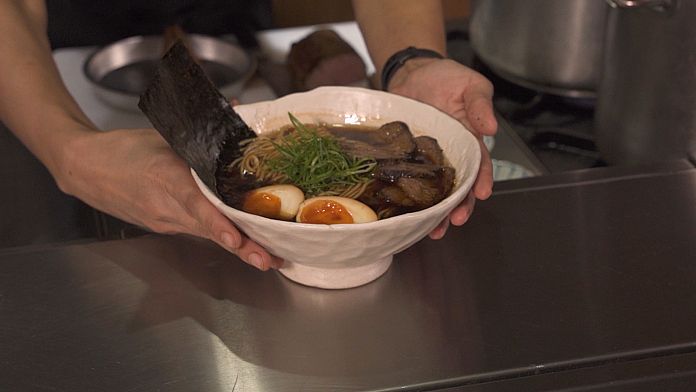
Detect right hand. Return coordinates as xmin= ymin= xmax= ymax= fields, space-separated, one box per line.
xmin=387 ymin=58 xmax=498 ymax=239
xmin=54 ymin=127 xmax=283 ymax=271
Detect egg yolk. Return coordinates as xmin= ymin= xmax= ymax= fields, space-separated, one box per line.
xmin=300 ymin=200 xmax=354 ymax=224
xmin=243 ymin=192 xmax=282 ymax=219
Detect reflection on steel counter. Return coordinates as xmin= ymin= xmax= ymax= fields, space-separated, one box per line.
xmin=1 ymin=160 xmax=695 ymax=390
xmin=0 ymin=123 xmax=97 ymax=248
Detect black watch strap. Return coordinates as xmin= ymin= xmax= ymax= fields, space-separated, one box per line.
xmin=380 ymin=46 xmax=444 ymax=91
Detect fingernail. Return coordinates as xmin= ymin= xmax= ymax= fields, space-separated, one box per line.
xmin=248 ymin=253 xmax=264 ymax=270
xmin=221 ymin=232 xmax=239 ymax=250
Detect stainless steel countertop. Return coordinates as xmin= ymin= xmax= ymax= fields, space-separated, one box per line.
xmin=2 ymin=160 xmax=695 ymax=391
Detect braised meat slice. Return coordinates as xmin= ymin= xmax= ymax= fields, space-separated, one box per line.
xmin=337 ymin=139 xmax=406 ymax=160
xmin=378 ymin=185 xmax=415 ymax=207
xmin=336 ymin=121 xmax=416 ymax=160
xmin=366 ymin=162 xmax=455 ymax=210
xmin=395 ymin=165 xmax=455 ymax=208
xmin=345 ymin=122 xmax=454 ymax=215
xmin=376 ymin=121 xmax=416 ymax=151
xmin=374 ymin=162 xmax=442 ymax=183
xmin=438 ymin=166 xmax=456 ymax=197
xmin=395 ymin=178 xmax=443 ymax=207
xmin=413 ymin=136 xmax=445 ymax=165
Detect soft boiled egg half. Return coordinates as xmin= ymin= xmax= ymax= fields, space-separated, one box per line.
xmin=241 ymin=186 xmax=378 ymax=224
xmin=296 ymin=196 xmax=378 ymax=224
xmin=242 ymin=184 xmax=305 ymax=221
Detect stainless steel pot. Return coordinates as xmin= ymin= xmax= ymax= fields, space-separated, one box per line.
xmin=469 ymin=0 xmax=610 ymax=98
xmin=84 ymin=34 xmax=256 ymax=112
xmin=595 ymin=0 xmax=696 ymax=164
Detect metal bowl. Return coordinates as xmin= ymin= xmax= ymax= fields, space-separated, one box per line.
xmin=84 ymin=34 xmax=257 ymax=112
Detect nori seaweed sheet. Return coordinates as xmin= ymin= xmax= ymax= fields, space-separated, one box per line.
xmin=138 ymin=40 xmax=256 ymax=195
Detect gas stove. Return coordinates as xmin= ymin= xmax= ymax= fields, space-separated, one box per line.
xmin=447 ymin=22 xmax=606 ymax=175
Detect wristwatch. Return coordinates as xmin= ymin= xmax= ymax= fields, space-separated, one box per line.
xmin=380 ymin=46 xmax=444 ymax=91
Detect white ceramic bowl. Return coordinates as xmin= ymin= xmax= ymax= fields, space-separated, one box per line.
xmin=192 ymin=86 xmax=481 ymax=289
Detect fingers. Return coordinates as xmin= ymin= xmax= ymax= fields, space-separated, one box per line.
xmin=196 ymin=206 xmax=284 ymax=271
xmin=183 ymin=190 xmax=241 ymax=249
xmin=473 ymin=138 xmax=494 ymax=200
xmin=465 ymin=89 xmax=498 ymax=137
xmin=233 ymin=237 xmax=284 ymax=271
xmin=450 ymin=191 xmax=476 ymax=226
xmin=176 ymin=181 xmax=283 ymax=271
xmin=429 ymin=191 xmax=476 ymax=240
xmin=195 ymin=212 xmax=283 ymax=271
xmin=429 ymin=218 xmax=450 ymax=240
xmin=67 ymin=129 xmax=282 ymax=272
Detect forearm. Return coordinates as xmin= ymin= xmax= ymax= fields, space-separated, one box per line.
xmin=0 ymin=1 xmax=96 ymax=176
xmin=352 ymin=0 xmax=446 ymax=81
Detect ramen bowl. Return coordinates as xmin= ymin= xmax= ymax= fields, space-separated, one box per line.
xmin=192 ymin=86 xmax=481 ymax=289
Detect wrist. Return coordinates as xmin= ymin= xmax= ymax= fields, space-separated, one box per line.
xmin=380 ymin=46 xmax=444 ymax=91
xmin=386 ymin=57 xmax=442 ymax=92
xmin=41 ymin=120 xmax=98 ymax=190
xmin=5 ymin=102 xmax=97 ymax=177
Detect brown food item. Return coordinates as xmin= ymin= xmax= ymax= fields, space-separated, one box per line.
xmin=335 ymin=121 xmax=416 ymax=160
xmin=377 ymin=185 xmax=415 ymax=207
xmin=365 ymin=162 xmax=455 ymax=212
xmin=374 ymin=162 xmax=444 ymax=182
xmin=395 ymin=178 xmax=442 ymax=207
xmin=287 ymin=29 xmax=367 ymax=91
xmin=414 ymin=136 xmax=445 ymax=165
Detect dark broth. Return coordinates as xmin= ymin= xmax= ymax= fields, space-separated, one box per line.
xmin=215 ymin=123 xmax=455 ymax=220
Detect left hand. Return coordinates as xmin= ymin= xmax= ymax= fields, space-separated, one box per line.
xmin=387 ymin=58 xmax=497 ymax=239
xmin=53 ymin=127 xmax=283 ymax=271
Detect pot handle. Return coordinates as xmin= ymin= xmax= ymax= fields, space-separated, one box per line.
xmin=606 ymin=0 xmax=674 ymax=11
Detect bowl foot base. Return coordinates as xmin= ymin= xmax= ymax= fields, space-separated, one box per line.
xmin=278 ymin=256 xmax=393 ymax=289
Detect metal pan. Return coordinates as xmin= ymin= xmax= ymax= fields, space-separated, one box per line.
xmin=469 ymin=0 xmax=609 ymax=98
xmin=83 ymin=34 xmax=257 ymax=112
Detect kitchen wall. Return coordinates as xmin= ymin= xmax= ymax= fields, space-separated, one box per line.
xmin=272 ymin=0 xmax=470 ymax=28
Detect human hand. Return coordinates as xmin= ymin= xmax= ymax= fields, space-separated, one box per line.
xmin=387 ymin=58 xmax=497 ymax=239
xmin=54 ymin=128 xmax=283 ymax=270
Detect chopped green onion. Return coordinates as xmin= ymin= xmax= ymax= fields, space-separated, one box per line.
xmin=265 ymin=113 xmax=376 ymax=196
